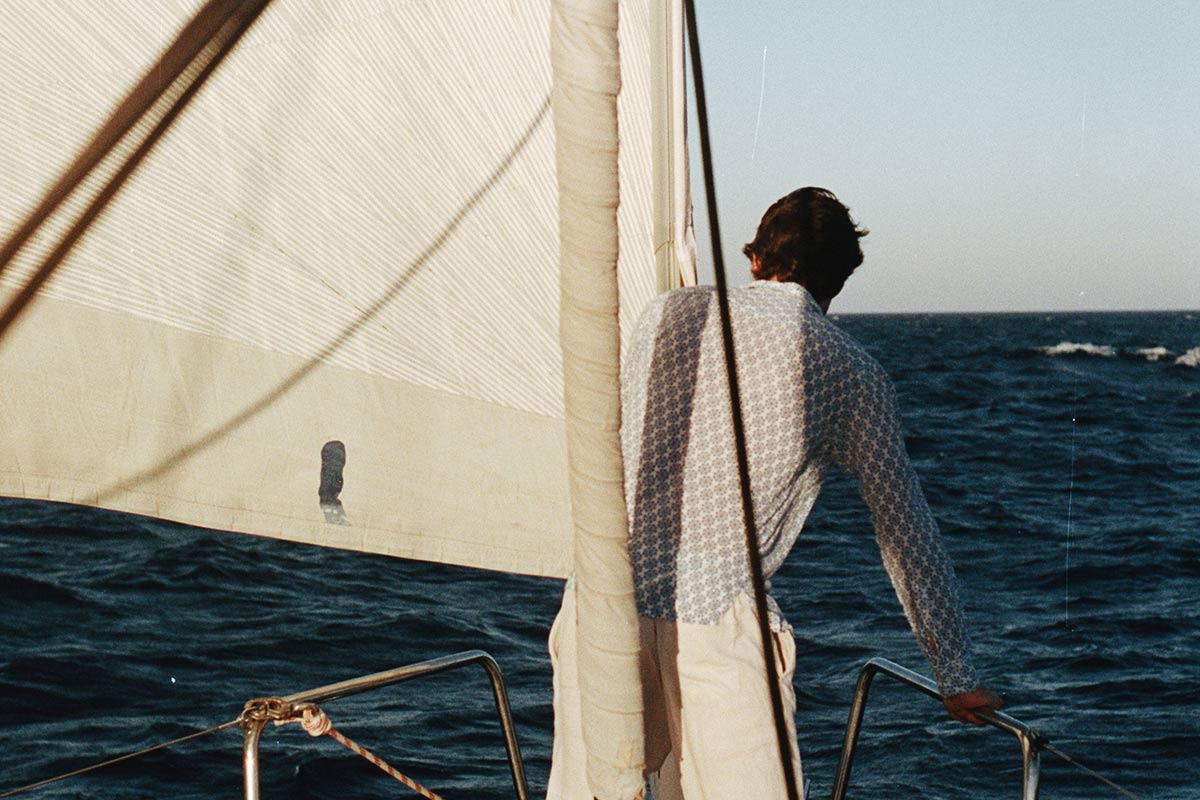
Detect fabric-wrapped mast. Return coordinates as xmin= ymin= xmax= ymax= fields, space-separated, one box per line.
xmin=552 ymin=1 xmax=646 ymax=797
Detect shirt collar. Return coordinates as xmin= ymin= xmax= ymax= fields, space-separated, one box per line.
xmin=746 ymin=280 xmax=824 ymax=314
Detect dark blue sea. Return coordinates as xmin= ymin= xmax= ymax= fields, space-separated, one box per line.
xmin=2 ymin=312 xmax=1197 ymax=799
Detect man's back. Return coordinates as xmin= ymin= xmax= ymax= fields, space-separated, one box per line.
xmin=622 ymin=279 xmax=978 ymax=695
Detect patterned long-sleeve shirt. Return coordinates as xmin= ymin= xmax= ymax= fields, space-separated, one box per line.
xmin=622 ymin=280 xmax=978 ymax=695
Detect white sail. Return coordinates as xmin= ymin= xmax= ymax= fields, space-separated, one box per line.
xmin=0 ymin=0 xmax=692 ymax=579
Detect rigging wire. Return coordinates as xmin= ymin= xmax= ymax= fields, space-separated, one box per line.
xmin=1042 ymin=743 xmax=1146 ymax=800
xmin=0 ymin=720 xmax=241 ymax=799
xmin=682 ymin=3 xmax=801 ymax=799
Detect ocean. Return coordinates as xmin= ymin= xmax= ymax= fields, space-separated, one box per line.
xmin=1 ymin=311 xmax=1197 ymax=799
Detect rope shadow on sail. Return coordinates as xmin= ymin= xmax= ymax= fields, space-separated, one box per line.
xmin=0 ymin=0 xmax=553 ymax=502
xmin=87 ymin=95 xmax=552 ymax=503
xmin=0 ymin=0 xmax=273 ymax=333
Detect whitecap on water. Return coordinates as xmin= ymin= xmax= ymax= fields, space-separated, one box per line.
xmin=1133 ymin=346 xmax=1173 ymax=362
xmin=1039 ymin=341 xmax=1117 ymax=358
xmin=1174 ymin=347 xmax=1200 ymax=367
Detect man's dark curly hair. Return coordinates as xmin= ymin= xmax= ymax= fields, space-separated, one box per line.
xmin=742 ymin=187 xmax=868 ymax=300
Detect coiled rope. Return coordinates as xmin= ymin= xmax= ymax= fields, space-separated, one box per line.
xmin=241 ymin=697 xmax=448 ymax=800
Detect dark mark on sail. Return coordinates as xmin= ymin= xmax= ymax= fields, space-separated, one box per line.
xmin=319 ymin=440 xmax=350 ymax=525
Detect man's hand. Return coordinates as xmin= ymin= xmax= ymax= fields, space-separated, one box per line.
xmin=943 ymin=686 xmax=1004 ymax=726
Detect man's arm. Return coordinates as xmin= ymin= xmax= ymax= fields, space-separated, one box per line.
xmin=832 ymin=358 xmax=1001 ymax=718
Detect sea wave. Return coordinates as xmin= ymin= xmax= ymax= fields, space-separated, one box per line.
xmin=1037 ymin=342 xmax=1198 ymax=364
xmin=1039 ymin=341 xmax=1117 ymax=358
xmin=1133 ymin=346 xmax=1173 ymax=362
xmin=1174 ymin=347 xmax=1200 ymax=367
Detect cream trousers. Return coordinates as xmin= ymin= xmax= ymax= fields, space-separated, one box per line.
xmin=547 ymin=583 xmax=804 ymax=799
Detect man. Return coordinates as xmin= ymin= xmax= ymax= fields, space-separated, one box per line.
xmin=548 ymin=187 xmax=1002 ymax=799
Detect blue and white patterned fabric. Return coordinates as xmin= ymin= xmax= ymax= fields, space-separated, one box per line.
xmin=622 ymin=280 xmax=979 ymax=695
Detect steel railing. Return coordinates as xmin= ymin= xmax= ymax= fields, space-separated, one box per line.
xmin=241 ymin=649 xmax=529 ymax=800
xmin=831 ymin=658 xmax=1042 ymax=800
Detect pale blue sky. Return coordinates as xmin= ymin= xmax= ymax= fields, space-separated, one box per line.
xmin=690 ymin=1 xmax=1200 ymax=312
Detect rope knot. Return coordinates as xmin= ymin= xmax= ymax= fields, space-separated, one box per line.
xmin=239 ymin=698 xmax=331 ymax=737
xmin=237 ymin=697 xmax=447 ymax=799
xmin=297 ymin=704 xmax=332 ymax=737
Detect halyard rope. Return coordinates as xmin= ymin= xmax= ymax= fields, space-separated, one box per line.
xmin=243 ymin=698 xmax=448 ymax=800
xmin=682 ymin=2 xmax=801 ymax=799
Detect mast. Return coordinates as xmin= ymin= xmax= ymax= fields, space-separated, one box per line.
xmin=552 ymin=1 xmax=646 ymax=796
xmin=552 ymin=0 xmax=694 ymax=794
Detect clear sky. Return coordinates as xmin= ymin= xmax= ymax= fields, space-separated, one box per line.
xmin=689 ymin=1 xmax=1200 ymax=313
